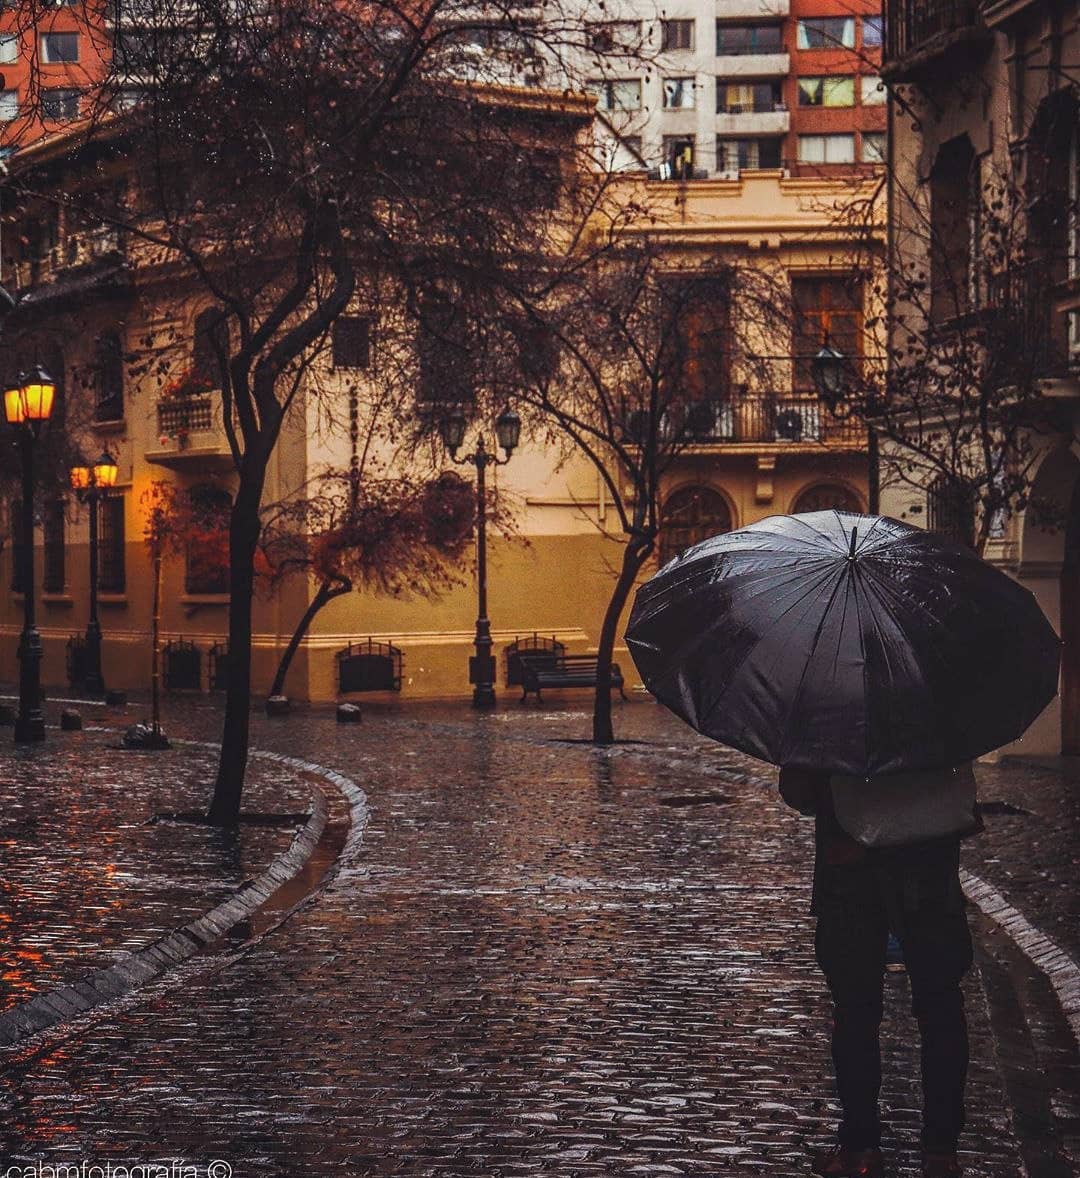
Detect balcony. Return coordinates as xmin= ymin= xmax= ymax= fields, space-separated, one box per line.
xmin=715 ymin=107 xmax=789 ymax=135
xmin=9 ymin=226 xmax=129 ymax=305
xmin=985 ymin=257 xmax=1080 ymax=393
xmin=883 ymin=0 xmax=991 ymax=82
xmin=715 ymin=52 xmax=789 ymax=78
xmin=628 ymin=396 xmax=866 ymax=450
xmin=145 ymin=391 xmax=234 ymax=469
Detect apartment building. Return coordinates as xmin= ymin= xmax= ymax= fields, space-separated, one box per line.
xmin=594 ymin=0 xmax=886 ymax=177
xmin=0 ymin=3 xmax=109 ymax=151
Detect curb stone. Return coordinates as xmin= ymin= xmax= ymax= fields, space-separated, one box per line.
xmin=960 ymin=866 xmax=1080 ymax=1048
xmin=0 ymin=740 xmax=369 ymax=1052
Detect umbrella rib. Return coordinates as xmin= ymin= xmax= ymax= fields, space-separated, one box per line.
xmin=767 ymin=561 xmax=858 ymax=764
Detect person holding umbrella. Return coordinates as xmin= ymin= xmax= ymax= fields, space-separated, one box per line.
xmin=626 ymin=510 xmax=1060 ymax=1178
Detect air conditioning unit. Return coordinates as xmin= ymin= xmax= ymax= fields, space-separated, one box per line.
xmin=685 ymin=400 xmax=735 ymax=440
xmin=774 ymin=401 xmax=821 ymax=442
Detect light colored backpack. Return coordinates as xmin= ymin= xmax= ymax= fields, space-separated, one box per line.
xmin=829 ymin=763 xmax=978 ymax=849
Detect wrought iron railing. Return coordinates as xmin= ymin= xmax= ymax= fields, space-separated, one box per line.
xmin=885 ymin=0 xmax=982 ymax=64
xmin=624 ymin=397 xmax=866 ymax=447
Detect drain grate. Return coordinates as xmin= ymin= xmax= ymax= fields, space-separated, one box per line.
xmin=658 ymin=793 xmax=734 ymax=808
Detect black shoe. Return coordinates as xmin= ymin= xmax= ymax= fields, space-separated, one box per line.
xmin=811 ymin=1146 xmax=885 ymax=1177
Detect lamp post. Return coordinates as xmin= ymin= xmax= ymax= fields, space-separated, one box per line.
xmin=3 ymin=366 xmax=56 ymax=743
xmin=69 ymin=451 xmax=118 ymax=696
xmin=438 ymin=405 xmax=521 ymax=708
xmin=811 ymin=340 xmax=880 ymax=514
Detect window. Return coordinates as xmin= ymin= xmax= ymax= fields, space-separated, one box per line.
xmin=716 ymin=23 xmax=782 ymax=55
xmin=862 ymin=16 xmax=884 ymax=48
xmin=718 ymin=137 xmax=782 ymax=171
xmin=797 ymin=134 xmax=855 ymax=164
xmin=796 ymin=18 xmax=855 ymax=50
xmin=0 ymin=91 xmax=17 ymax=121
xmin=97 ymin=495 xmax=125 ymax=593
xmin=586 ymin=21 xmax=639 ymax=53
xmin=661 ymin=20 xmax=694 ymax=51
xmin=332 ymin=316 xmax=371 ymax=369
xmin=717 ymin=81 xmax=782 ymax=114
xmin=43 ymin=500 xmax=65 ymax=594
xmin=662 ymin=77 xmax=695 ymax=109
xmin=193 ymin=307 xmax=229 ymax=385
xmin=418 ymin=286 xmax=473 ymax=405
xmin=41 ymin=33 xmax=79 ymax=62
xmin=0 ymin=34 xmax=17 ymax=63
xmin=861 ymin=131 xmax=886 ymax=163
xmin=860 ymin=74 xmax=887 ymax=105
xmin=792 ymin=275 xmax=863 ymax=389
xmin=927 ymin=477 xmax=974 ymax=548
xmin=661 ymin=136 xmax=695 ymax=178
xmin=659 ymin=486 xmax=732 ymax=566
xmin=798 ymin=76 xmax=854 ymax=107
xmin=114 ymin=28 xmax=158 ymax=72
xmin=10 ymin=499 xmax=25 ymax=593
xmin=41 ymin=89 xmax=80 ymax=120
xmin=929 ymin=136 xmax=977 ymax=323
xmin=666 ymin=277 xmax=730 ymax=402
xmin=94 ymin=332 xmax=125 ymax=421
xmin=590 ymin=78 xmax=642 ymax=111
xmin=184 ymin=484 xmax=231 ymax=595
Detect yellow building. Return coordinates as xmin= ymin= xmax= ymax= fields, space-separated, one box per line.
xmin=0 ymin=127 xmax=882 ymax=705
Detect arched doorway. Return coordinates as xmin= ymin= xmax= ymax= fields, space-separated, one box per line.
xmin=791 ymin=482 xmax=862 ymax=515
xmin=659 ymin=485 xmax=732 ymax=565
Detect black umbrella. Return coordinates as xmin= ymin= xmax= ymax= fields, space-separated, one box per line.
xmin=626 ymin=510 xmax=1060 ymax=776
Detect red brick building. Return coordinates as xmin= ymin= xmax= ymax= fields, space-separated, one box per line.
xmin=787 ymin=0 xmax=886 ymax=175
xmin=0 ymin=4 xmax=109 ymax=153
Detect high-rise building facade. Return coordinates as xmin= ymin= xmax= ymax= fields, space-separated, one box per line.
xmin=595 ymin=0 xmax=886 ymax=177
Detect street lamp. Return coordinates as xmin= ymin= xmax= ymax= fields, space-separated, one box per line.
xmin=810 ymin=340 xmax=880 ymax=514
xmin=69 ymin=451 xmax=118 ymax=696
xmin=3 ymin=365 xmax=56 ymax=742
xmin=439 ymin=405 xmax=520 ymax=708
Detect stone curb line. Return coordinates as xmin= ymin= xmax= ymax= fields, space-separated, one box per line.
xmin=961 ymin=867 xmax=1080 ymax=1048
xmin=0 ymin=740 xmax=369 ymax=1052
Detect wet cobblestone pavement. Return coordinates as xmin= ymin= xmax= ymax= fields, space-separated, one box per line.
xmin=0 ymin=727 xmax=312 ymax=1007
xmin=0 ymin=697 xmax=1076 ymax=1176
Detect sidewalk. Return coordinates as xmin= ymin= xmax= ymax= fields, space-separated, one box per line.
xmin=3 ymin=696 xmax=1068 ymax=1175
xmin=0 ymin=716 xmax=314 ymax=1010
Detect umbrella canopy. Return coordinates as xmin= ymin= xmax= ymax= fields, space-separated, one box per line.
xmin=626 ymin=510 xmax=1060 ymax=776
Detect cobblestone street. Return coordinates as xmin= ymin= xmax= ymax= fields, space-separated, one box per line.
xmin=0 ymin=698 xmax=1076 ymax=1176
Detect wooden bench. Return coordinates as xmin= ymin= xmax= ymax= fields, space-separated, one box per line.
xmin=519 ymin=652 xmax=627 ymax=702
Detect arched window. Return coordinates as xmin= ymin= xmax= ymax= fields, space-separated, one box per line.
xmin=792 ymin=483 xmax=862 ymax=515
xmin=184 ymin=483 xmax=232 ymax=594
xmin=659 ymin=485 xmax=732 ymax=565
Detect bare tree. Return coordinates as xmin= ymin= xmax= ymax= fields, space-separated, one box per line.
xmin=504 ymin=241 xmax=787 ymax=743
xmin=3 ymin=0 xmax=619 ymax=821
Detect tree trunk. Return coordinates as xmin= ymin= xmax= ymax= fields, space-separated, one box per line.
xmin=269 ymin=575 xmax=351 ymax=698
xmin=208 ymin=462 xmax=267 ymax=826
xmin=592 ymin=537 xmax=653 ymax=745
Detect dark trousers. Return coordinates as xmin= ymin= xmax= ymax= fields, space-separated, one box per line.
xmin=813 ymin=837 xmax=973 ymax=1152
